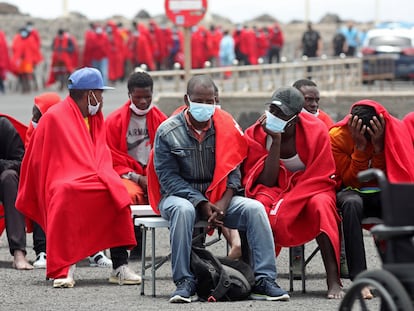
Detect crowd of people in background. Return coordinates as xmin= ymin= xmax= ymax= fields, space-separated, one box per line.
xmin=0 ymin=19 xmax=369 ymax=94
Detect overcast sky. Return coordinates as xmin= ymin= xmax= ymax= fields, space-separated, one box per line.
xmin=3 ymin=0 xmax=412 ymax=24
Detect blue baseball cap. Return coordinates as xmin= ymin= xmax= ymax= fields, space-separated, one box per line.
xmin=67 ymin=67 xmax=114 ymax=90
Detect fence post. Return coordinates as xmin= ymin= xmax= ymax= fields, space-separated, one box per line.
xmin=258 ymin=58 xmax=264 ymax=91
xmin=232 ymin=59 xmax=239 ymax=92
xmin=173 ymin=62 xmax=181 ymax=92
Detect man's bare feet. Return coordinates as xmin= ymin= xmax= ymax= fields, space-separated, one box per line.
xmin=361 ymin=287 xmax=373 ymax=299
xmin=12 ymin=250 xmax=33 ymax=270
xmin=327 ymin=284 xmax=345 ymax=299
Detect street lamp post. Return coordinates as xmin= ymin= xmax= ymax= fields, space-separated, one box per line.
xmin=62 ymin=0 xmax=69 ymax=18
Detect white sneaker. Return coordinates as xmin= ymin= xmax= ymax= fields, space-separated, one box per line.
xmin=109 ymin=264 xmax=142 ymax=285
xmin=89 ymin=251 xmax=112 ymax=268
xmin=53 ymin=264 xmax=76 ymax=288
xmin=33 ymin=252 xmax=46 ymax=269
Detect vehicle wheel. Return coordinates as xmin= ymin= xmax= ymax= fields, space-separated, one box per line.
xmin=339 ymin=269 xmax=413 ymax=311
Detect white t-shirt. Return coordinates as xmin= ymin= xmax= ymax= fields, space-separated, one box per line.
xmin=127 ymin=113 xmax=150 ymax=167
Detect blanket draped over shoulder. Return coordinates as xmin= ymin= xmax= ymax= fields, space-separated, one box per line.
xmin=332 ymin=100 xmax=414 ymax=184
xmin=16 ymin=96 xmax=135 ymax=279
xmin=243 ymin=113 xmax=340 ymax=262
xmin=147 ymin=108 xmax=247 ymax=213
xmin=105 ymin=102 xmax=167 ymax=176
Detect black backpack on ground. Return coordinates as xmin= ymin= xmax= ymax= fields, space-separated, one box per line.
xmin=190 ymin=246 xmax=255 ymax=302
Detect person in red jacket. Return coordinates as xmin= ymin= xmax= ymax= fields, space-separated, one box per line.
xmin=127 ymin=22 xmax=155 ymax=71
xmin=106 ymin=21 xmax=125 ymax=83
xmin=191 ymin=26 xmax=209 ymax=69
xmin=82 ymin=24 xmax=110 ymax=85
xmin=11 ymin=27 xmax=40 ymax=93
xmin=0 ymin=30 xmax=10 ymax=93
xmin=267 ymin=23 xmax=284 ymax=63
xmin=46 ymin=29 xmax=79 ymax=90
xmin=207 ymin=25 xmax=222 ymax=67
xmin=148 ymin=20 xmax=164 ymax=70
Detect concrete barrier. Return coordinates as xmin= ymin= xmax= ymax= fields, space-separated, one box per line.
xmin=157 ymin=90 xmax=414 ymax=130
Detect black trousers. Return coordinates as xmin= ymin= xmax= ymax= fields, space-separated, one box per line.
xmin=337 ymin=189 xmax=382 ymax=280
xmin=0 ymin=169 xmax=27 ymax=256
xmin=110 ymin=247 xmax=129 ymax=269
xmin=32 ymin=222 xmax=46 ymax=255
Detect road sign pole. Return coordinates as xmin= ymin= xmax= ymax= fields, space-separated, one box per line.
xmin=184 ymin=27 xmax=192 ymax=84
xmin=165 ymin=0 xmax=207 ymax=83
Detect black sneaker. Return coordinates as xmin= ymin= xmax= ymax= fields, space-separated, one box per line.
xmin=251 ymin=278 xmax=290 ymax=301
xmin=169 ymin=279 xmax=198 ymax=303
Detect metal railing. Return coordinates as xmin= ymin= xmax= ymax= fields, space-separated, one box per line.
xmin=6 ymin=55 xmax=397 ymax=94
xmin=144 ymin=56 xmax=365 ymax=94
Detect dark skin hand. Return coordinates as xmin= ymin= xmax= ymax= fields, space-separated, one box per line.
xmin=347 ymin=113 xmax=385 ymax=153
xmin=255 ymin=113 xmax=297 ymax=187
xmin=138 ymin=175 xmax=148 ymax=194
xmin=256 ymin=113 xmax=282 ymax=187
xmin=197 ymin=188 xmax=234 ymax=228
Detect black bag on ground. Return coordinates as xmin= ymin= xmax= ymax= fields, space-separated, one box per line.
xmin=190 ymin=246 xmax=255 ymax=302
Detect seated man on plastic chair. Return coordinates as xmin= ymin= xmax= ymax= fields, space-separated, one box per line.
xmin=329 ymin=100 xmax=414 ymax=299
xmin=147 ymin=75 xmax=289 ymax=303
xmin=105 ymin=70 xmax=167 ymax=260
xmin=242 ymin=87 xmax=343 ymax=299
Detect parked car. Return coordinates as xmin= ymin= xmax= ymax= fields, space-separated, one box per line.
xmin=361 ymin=25 xmax=414 ymax=80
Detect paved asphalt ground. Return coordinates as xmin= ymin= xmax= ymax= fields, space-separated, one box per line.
xmin=0 ymin=84 xmax=386 ymax=310
xmin=0 ymin=230 xmax=382 ymax=311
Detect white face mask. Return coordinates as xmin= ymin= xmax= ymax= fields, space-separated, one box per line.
xmin=31 ymin=120 xmax=38 ymax=129
xmin=88 ymin=92 xmax=101 ymax=116
xmin=301 ymin=107 xmax=320 ymax=117
xmin=129 ymin=96 xmax=153 ymax=116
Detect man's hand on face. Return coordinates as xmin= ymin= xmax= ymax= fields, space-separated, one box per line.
xmin=348 ymin=114 xmax=368 ymax=151
xmin=259 ymin=113 xmax=282 ymax=140
xmin=367 ymin=114 xmax=385 ymax=153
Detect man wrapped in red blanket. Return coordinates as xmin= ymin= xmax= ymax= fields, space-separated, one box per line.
xmin=16 ymin=67 xmax=140 ymax=288
xmin=243 ymin=87 xmax=343 ymax=299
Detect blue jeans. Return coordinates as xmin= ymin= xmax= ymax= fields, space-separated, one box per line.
xmin=159 ymin=195 xmax=277 ymax=283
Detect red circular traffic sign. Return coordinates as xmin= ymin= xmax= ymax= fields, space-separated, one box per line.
xmin=165 ymin=0 xmax=208 ymax=27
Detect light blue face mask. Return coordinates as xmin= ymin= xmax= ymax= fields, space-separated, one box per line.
xmin=187 ymin=95 xmax=216 ymax=122
xmin=265 ymin=110 xmax=296 ymax=133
